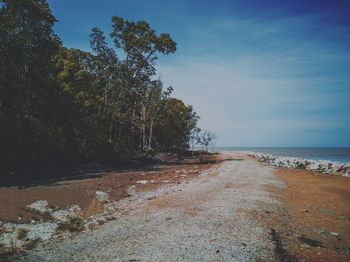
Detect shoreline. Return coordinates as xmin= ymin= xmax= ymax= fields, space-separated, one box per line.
xmin=222 ymin=151 xmax=350 ymax=177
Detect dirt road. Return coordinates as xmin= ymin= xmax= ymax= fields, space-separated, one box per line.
xmin=18 ymin=156 xmax=287 ymax=261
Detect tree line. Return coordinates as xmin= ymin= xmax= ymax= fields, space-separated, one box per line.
xmin=0 ymin=0 xmax=201 ymax=181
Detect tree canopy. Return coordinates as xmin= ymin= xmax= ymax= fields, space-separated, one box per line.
xmin=0 ymin=0 xmax=199 ymax=181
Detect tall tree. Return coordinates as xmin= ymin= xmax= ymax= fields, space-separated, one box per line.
xmin=0 ymin=0 xmax=61 ymax=176
xmin=110 ymin=16 xmax=177 ymax=150
xmin=0 ymin=3 xmax=200 ymax=181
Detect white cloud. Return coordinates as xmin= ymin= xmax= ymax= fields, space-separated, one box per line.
xmin=158 ymin=13 xmax=350 ymax=146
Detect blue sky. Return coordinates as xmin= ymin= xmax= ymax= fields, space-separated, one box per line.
xmin=48 ymin=0 xmax=350 ymax=147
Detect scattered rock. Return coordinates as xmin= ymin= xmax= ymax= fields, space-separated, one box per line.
xmin=26 ymin=200 xmax=52 ymax=214
xmin=0 ymin=222 xmax=57 ymax=252
xmin=104 ymin=203 xmax=118 ymax=214
xmin=96 ymin=191 xmax=110 ymax=203
xmin=136 ymin=180 xmax=149 ymax=185
xmin=248 ymin=152 xmax=350 ymax=177
xmin=52 ymin=205 xmax=81 ymax=222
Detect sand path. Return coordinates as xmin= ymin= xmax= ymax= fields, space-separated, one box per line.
xmin=20 ymin=155 xmax=286 ymax=261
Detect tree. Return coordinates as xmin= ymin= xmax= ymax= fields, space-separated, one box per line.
xmin=110 ymin=16 xmax=177 ymax=151
xmin=0 ymin=2 xmax=200 ymax=182
xmin=190 ymin=127 xmax=201 ymax=154
xmin=154 ymin=98 xmax=199 ymax=152
xmin=0 ymin=0 xmax=62 ymax=176
xmin=197 ymin=130 xmax=218 ymax=152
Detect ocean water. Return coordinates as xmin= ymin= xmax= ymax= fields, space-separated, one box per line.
xmin=215 ymin=147 xmax=350 ymax=163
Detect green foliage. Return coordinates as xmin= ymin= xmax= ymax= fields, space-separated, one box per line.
xmin=0 ymin=0 xmax=199 ymax=181
xmin=57 ymin=217 xmax=84 ymax=232
xmin=154 ymin=98 xmax=199 ymax=152
xmin=17 ymin=228 xmax=28 ymax=240
xmin=23 ymin=237 xmax=41 ymax=250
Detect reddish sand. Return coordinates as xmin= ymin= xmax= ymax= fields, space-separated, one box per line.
xmin=0 ymin=162 xmax=216 ymax=223
xmin=276 ymin=168 xmax=350 ymax=261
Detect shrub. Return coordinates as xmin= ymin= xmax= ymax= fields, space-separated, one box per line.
xmin=295 ymin=162 xmax=306 ymax=169
xmin=57 ymin=217 xmax=84 ymax=232
xmin=23 ymin=237 xmax=41 ymax=250
xmin=17 ymin=228 xmax=28 ymax=240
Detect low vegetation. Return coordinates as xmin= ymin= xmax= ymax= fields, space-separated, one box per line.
xmin=57 ymin=217 xmax=84 ymax=232
xmin=23 ymin=237 xmax=41 ymax=250
xmin=16 ymin=228 xmax=28 ymax=240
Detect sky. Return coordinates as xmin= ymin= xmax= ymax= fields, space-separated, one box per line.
xmin=47 ymin=0 xmax=350 ymax=147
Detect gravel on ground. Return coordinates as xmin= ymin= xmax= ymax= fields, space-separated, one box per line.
xmin=17 ymin=155 xmax=286 ymax=261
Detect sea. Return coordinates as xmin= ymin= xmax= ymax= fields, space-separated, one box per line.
xmin=214 ymin=147 xmax=350 ymax=164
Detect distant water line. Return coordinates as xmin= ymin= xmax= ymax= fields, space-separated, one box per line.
xmin=214 ymin=147 xmax=350 ymax=164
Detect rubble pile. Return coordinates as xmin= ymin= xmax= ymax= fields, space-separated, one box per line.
xmin=248 ymin=152 xmax=350 ymax=177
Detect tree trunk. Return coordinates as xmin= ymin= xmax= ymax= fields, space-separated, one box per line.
xmin=148 ymin=118 xmax=154 ymax=150
xmin=108 ymin=121 xmax=112 ymax=144
xmin=140 ymin=104 xmax=146 ymax=151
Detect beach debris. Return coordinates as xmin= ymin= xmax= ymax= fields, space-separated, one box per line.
xmin=96 ymin=191 xmax=110 ymax=203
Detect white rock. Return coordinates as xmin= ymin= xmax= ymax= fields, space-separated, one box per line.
xmin=330 ymin=232 xmax=339 ymax=237
xmin=25 ymin=223 xmax=57 ymax=241
xmin=96 ymin=191 xmax=110 ymax=203
xmin=104 ymin=203 xmax=118 ymax=214
xmin=136 ymin=180 xmax=149 ymax=185
xmin=0 ymin=222 xmax=57 ymax=250
xmin=307 ymin=163 xmax=320 ymax=171
xmin=247 ymin=151 xmax=350 ymax=177
xmin=52 ymin=205 xmax=81 ymax=222
xmin=26 ymin=200 xmax=52 ymax=214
